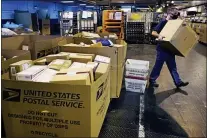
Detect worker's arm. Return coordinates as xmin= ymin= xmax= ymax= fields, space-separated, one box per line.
xmin=152 ymin=31 xmax=159 ymax=38
xmin=152 ymin=20 xmax=166 ymax=40
xmin=152 ymin=31 xmax=165 ymax=40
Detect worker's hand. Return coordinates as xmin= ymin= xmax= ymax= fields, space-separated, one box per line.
xmin=158 ymin=35 xmax=165 ymax=40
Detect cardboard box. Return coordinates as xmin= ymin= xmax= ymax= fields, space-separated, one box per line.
xmin=1 ymin=50 xmax=31 ymax=74
xmin=51 ymin=73 xmax=91 ymax=85
xmin=48 ymin=59 xmax=72 ymax=71
xmin=199 ymin=24 xmax=207 ymax=44
xmin=33 ymin=68 xmax=58 ymax=82
xmin=2 ymin=63 xmax=110 ymax=137
xmin=9 ymin=60 xmax=33 ymax=80
xmin=67 ymin=67 xmax=94 ymax=83
xmin=16 ymin=65 xmax=47 ymax=81
xmin=95 ymin=63 xmax=109 ymax=80
xmin=69 ymin=54 xmax=93 ymax=63
xmin=59 ymin=37 xmax=127 ymax=98
xmin=159 ymin=20 xmax=199 ymax=57
xmin=86 ymin=62 xmax=99 ymax=71
xmin=33 ymin=58 xmax=47 ymax=65
xmin=46 ymin=53 xmax=70 ymax=63
xmin=94 ymin=55 xmax=111 ymax=64
xmin=2 ymin=35 xmax=63 ymax=60
xmin=70 ymin=62 xmax=87 ymax=69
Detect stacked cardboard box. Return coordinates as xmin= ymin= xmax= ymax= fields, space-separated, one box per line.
xmin=125 ymin=59 xmax=149 ymax=93
xmin=2 ymin=52 xmax=111 ymax=138
xmin=58 ymin=37 xmax=127 ymax=98
xmin=9 ymin=60 xmax=33 ymax=80
xmin=199 ymin=24 xmax=207 ymax=44
xmin=1 ymin=49 xmax=31 ymax=74
xmin=8 ymin=53 xmax=110 ymax=84
xmin=2 ymin=35 xmax=63 ymax=60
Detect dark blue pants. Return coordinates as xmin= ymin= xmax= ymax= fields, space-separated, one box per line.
xmin=150 ymin=49 xmax=182 ymax=86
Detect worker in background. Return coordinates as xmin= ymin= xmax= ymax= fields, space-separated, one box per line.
xmin=149 ymin=8 xmax=189 ymax=88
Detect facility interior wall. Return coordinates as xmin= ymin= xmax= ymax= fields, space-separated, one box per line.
xmin=2 ymin=0 xmax=64 ymax=19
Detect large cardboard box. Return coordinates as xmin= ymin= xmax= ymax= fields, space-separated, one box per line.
xmin=59 ymin=37 xmax=127 ymax=98
xmin=1 ymin=50 xmax=31 ymax=74
xmin=2 ymin=35 xmax=63 ymax=60
xmin=159 ymin=20 xmax=199 ymax=57
xmin=2 ymin=64 xmax=110 ymax=137
xmin=199 ymin=24 xmax=207 ymax=44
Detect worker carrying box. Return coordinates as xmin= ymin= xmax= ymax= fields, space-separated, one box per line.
xmin=150 ymin=8 xmax=198 ymax=88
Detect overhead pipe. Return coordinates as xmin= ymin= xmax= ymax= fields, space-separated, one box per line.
xmin=77 ymin=0 xmax=96 ymax=5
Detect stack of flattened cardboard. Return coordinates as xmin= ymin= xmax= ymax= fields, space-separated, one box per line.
xmin=2 ymin=52 xmax=111 ymax=138
xmin=58 ymin=37 xmax=127 ymax=98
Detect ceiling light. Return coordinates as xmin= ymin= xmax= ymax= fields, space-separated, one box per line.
xmin=171 ymin=1 xmax=174 ymax=4
xmin=80 ymin=4 xmax=86 ymax=6
xmin=61 ymin=1 xmax=74 ymax=3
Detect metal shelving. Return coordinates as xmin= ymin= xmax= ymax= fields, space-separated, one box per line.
xmin=77 ymin=11 xmax=97 ymax=33
xmin=103 ymin=10 xmax=124 ymax=39
xmin=59 ymin=11 xmax=74 ymax=36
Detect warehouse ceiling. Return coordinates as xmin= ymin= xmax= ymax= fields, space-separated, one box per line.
xmin=2 ymin=0 xmax=206 ymax=8
xmin=59 ymin=0 xmax=206 ymax=7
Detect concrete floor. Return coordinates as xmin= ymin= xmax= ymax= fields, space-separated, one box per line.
xmin=127 ymin=43 xmax=206 ymax=137
xmin=100 ymin=43 xmax=206 ymax=138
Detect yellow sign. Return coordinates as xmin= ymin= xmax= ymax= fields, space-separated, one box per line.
xmin=130 ymin=13 xmax=142 ymax=20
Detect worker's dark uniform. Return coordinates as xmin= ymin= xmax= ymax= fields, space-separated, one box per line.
xmin=150 ymin=18 xmax=182 ymax=86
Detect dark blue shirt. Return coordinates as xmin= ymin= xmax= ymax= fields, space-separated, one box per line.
xmin=153 ymin=19 xmax=168 ymax=51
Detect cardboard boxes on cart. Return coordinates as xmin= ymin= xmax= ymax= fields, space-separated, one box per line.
xmin=159 ymin=20 xmax=199 ymax=57
xmin=58 ymin=37 xmax=127 ymax=98
xmin=2 ymin=35 xmax=63 ymax=60
xmin=2 ymin=53 xmax=111 ymax=137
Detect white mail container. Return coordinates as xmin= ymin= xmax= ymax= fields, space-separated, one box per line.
xmin=125 ymin=78 xmax=147 ymax=93
xmin=125 ymin=59 xmax=149 ymax=78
